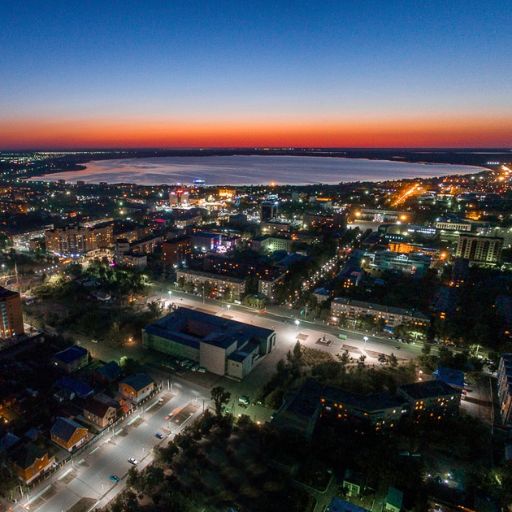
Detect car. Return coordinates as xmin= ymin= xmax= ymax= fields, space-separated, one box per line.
xmin=128 ymin=457 xmax=138 ymax=465
xmin=197 ymin=367 xmax=206 ymax=373
xmin=109 ymin=474 xmax=120 ymax=483
xmin=238 ymin=395 xmax=250 ymax=407
xmin=158 ymin=397 xmax=164 ymax=404
xmin=155 ymin=432 xmax=164 ymax=439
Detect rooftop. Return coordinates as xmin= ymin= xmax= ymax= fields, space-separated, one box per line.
xmin=51 ymin=417 xmax=87 ymax=442
xmin=121 ymin=373 xmax=154 ymax=391
xmin=144 ymin=307 xmax=273 ymax=350
xmin=53 ymin=345 xmax=88 ymax=365
xmin=399 ymin=379 xmax=459 ymax=400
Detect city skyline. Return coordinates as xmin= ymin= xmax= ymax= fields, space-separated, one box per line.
xmin=1 ymin=0 xmax=511 ymax=149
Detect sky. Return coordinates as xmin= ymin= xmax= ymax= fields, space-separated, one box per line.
xmin=1 ymin=0 xmax=511 ymax=149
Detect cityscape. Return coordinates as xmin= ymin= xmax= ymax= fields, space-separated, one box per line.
xmin=1 ymin=2 xmax=512 ymax=512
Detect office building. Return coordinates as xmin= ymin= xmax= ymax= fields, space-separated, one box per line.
xmin=0 ymin=286 xmax=24 ymax=339
xmin=455 ymin=234 xmax=503 ymax=265
xmin=142 ymin=307 xmax=276 ymax=379
xmin=260 ymin=200 xmax=278 ymax=221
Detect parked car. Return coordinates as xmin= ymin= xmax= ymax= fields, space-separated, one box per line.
xmin=155 ymin=432 xmax=164 ymax=439
xmin=109 ymin=474 xmax=120 ymax=483
xmin=128 ymin=457 xmax=138 ymax=465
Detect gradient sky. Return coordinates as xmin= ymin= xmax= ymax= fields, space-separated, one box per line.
xmin=1 ymin=0 xmax=511 ymax=149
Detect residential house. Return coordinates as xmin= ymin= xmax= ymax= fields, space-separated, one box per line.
xmin=52 ymin=346 xmax=89 ymax=373
xmin=83 ymin=397 xmax=117 ymax=428
xmin=9 ymin=442 xmax=54 ymax=483
xmin=119 ymin=374 xmax=155 ymax=404
xmin=50 ymin=417 xmax=89 ymax=452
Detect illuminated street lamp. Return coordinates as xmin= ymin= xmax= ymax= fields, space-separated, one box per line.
xmin=294 ymin=319 xmax=300 ymax=327
xmin=363 ymin=336 xmax=368 ymax=344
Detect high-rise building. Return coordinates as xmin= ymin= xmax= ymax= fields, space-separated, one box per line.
xmin=455 ymin=234 xmax=503 ymax=265
xmin=45 ymin=223 xmax=113 ymax=256
xmin=260 ymin=201 xmax=278 ymax=222
xmin=0 ymin=286 xmax=24 ymax=339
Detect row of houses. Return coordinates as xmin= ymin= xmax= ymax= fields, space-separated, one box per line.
xmin=2 ymin=344 xmax=157 ymax=485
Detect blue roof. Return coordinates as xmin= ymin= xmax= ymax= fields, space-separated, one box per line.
xmin=56 ymin=376 xmax=94 ymax=398
xmin=121 ymin=373 xmax=154 ymax=391
xmin=327 ymin=498 xmax=370 ymax=512
xmin=51 ymin=417 xmax=86 ymax=442
xmin=433 ymin=367 xmax=465 ymax=389
xmin=54 ymin=345 xmax=88 ymax=364
xmin=96 ymin=361 xmax=121 ymax=381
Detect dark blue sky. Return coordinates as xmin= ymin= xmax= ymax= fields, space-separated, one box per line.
xmin=1 ymin=0 xmax=511 ymax=148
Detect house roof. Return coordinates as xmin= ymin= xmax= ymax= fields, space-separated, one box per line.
xmin=96 ymin=361 xmax=122 ymax=382
xmin=10 ymin=442 xmax=47 ymax=469
xmin=121 ymin=373 xmax=154 ymax=392
xmin=84 ymin=398 xmax=114 ymax=418
xmin=53 ymin=345 xmax=88 ymax=365
xmin=51 ymin=417 xmax=87 ymax=442
xmin=55 ymin=376 xmax=94 ymax=398
xmin=433 ymin=367 xmax=465 ymax=389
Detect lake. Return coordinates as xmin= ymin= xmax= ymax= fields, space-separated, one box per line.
xmin=30 ymin=155 xmax=485 ymax=186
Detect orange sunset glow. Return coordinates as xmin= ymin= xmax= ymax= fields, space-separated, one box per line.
xmin=2 ymin=114 xmax=511 ymax=149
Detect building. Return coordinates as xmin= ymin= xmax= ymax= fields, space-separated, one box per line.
xmin=251 ymin=235 xmax=292 ymax=253
xmin=397 ymin=380 xmax=460 ymax=419
xmin=271 ymin=379 xmax=323 ymax=439
xmin=9 ymin=442 xmax=54 ymax=483
xmin=326 ymin=497 xmax=369 ymax=512
xmin=52 ymin=345 xmax=89 ymax=373
xmin=260 ymin=200 xmax=278 ymax=221
xmin=434 ymin=219 xmax=473 ymax=233
xmin=261 ymin=220 xmax=292 ymax=235
xmin=0 ymin=286 xmax=24 ymax=339
xmin=384 ymin=487 xmax=404 ymax=512
xmin=45 ymin=223 xmax=113 ymax=256
xmin=176 ymin=268 xmax=247 ymax=301
xmin=497 ymin=354 xmax=512 ymax=426
xmin=191 ymin=232 xmax=223 ymax=252
xmin=331 ymin=297 xmax=429 ymax=328
xmin=50 ymin=417 xmax=89 ymax=451
xmin=320 ymin=386 xmax=406 ymax=431
xmin=162 ymin=236 xmax=192 ymax=266
xmin=119 ymin=373 xmax=155 ymax=403
xmin=142 ymin=307 xmax=276 ymax=379
xmin=258 ymin=272 xmax=287 ymax=303
xmin=366 ymin=250 xmax=432 ymax=277
xmin=455 ymin=234 xmax=503 ymax=265
xmin=83 ymin=397 xmax=117 ymax=428
xmin=93 ymin=361 xmax=122 ymax=384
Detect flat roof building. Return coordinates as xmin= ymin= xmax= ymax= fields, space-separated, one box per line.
xmin=142 ymin=307 xmax=276 ymax=380
xmin=0 ymin=286 xmax=24 ymax=340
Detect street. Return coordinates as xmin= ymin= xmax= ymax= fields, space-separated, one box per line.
xmin=15 ymin=385 xmax=207 ymax=512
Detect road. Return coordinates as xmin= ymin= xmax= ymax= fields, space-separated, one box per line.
xmin=16 ymin=385 xmax=207 ymax=512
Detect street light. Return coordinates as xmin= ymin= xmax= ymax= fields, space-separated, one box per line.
xmin=363 ymin=336 xmax=368 ymax=344
xmin=294 ymin=319 xmax=300 ymax=327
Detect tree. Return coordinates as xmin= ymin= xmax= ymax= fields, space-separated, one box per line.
xmin=211 ymin=386 xmax=231 ymax=416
